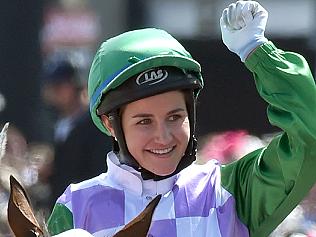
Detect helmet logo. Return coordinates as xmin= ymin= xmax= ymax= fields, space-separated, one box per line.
xmin=136 ymin=69 xmax=168 ymax=86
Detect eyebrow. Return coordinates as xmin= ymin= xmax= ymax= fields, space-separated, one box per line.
xmin=131 ymin=108 xmax=186 ymax=118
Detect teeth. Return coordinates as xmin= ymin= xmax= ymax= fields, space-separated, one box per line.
xmin=150 ymin=147 xmax=173 ymax=154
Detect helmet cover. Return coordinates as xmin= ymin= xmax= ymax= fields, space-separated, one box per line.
xmin=88 ymin=28 xmax=203 ymax=134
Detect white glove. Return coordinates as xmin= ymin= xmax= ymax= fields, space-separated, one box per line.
xmin=220 ymin=1 xmax=268 ymax=62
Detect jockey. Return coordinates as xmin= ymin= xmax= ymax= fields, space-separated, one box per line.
xmin=47 ymin=1 xmax=316 ymax=237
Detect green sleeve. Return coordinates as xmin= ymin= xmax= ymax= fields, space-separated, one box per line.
xmin=221 ymin=42 xmax=316 ymax=237
xmin=47 ymin=203 xmax=74 ymax=235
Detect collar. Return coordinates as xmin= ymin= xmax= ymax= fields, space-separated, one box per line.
xmin=106 ymin=151 xmax=176 ymax=197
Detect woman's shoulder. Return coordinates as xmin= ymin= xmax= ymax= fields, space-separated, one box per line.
xmin=59 ymin=173 xmax=109 ymax=198
xmin=56 ymin=172 xmax=119 ymax=205
xmin=184 ymin=159 xmax=220 ymax=174
xmin=176 ymin=159 xmax=221 ymax=186
xmin=174 ymin=159 xmax=230 ymax=208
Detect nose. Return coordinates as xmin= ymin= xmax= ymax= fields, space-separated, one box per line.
xmin=154 ymin=122 xmax=173 ymax=145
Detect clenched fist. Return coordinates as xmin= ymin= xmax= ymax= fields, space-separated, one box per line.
xmin=220 ymin=1 xmax=268 ymax=62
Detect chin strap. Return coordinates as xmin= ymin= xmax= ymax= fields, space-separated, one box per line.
xmin=108 ymin=110 xmax=139 ymax=169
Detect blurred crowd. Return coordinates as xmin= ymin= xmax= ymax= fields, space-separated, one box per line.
xmin=0 ymin=57 xmax=112 ymax=236
xmin=0 ymin=123 xmax=54 ymax=235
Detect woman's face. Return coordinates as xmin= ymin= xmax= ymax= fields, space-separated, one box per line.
xmin=104 ymin=90 xmax=190 ymax=176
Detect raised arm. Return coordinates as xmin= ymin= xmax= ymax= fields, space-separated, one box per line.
xmin=219 ymin=1 xmax=316 ymax=237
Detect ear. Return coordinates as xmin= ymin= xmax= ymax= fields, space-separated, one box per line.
xmin=100 ymin=115 xmax=116 ymax=137
xmin=8 ymin=175 xmax=44 ymax=237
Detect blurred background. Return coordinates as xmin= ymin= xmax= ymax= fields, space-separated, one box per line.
xmin=0 ymin=0 xmax=316 ymax=236
xmin=0 ymin=0 xmax=315 ymax=142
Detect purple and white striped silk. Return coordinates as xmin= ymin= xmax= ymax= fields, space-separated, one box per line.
xmin=57 ymin=152 xmax=249 ymax=237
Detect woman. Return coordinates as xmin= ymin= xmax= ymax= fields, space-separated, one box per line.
xmin=47 ymin=1 xmax=316 ymax=237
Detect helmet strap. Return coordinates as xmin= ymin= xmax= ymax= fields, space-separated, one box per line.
xmin=108 ymin=110 xmax=139 ymax=169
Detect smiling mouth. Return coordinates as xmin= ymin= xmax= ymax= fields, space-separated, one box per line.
xmin=148 ymin=146 xmax=175 ymax=155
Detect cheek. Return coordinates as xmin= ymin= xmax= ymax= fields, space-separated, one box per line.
xmin=123 ymin=126 xmax=147 ymax=154
xmin=124 ymin=131 xmax=150 ymax=164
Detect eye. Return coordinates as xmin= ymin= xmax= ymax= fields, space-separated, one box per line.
xmin=168 ymin=114 xmax=182 ymax=121
xmin=137 ymin=118 xmax=151 ymax=125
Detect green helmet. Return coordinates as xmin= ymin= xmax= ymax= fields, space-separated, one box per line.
xmin=88 ymin=28 xmax=203 ymax=135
